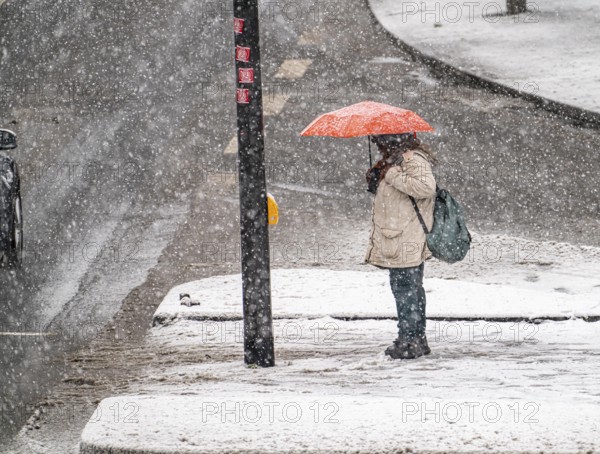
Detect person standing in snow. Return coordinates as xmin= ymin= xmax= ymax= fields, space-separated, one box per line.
xmin=365 ymin=133 xmax=437 ymax=359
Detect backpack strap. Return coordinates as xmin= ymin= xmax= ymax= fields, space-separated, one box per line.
xmin=409 ymin=196 xmax=430 ymax=235
xmin=407 ymin=152 xmax=435 ymax=235
xmin=409 ymin=184 xmax=439 ymax=235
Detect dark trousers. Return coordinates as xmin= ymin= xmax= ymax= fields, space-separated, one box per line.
xmin=389 ymin=263 xmax=426 ymax=340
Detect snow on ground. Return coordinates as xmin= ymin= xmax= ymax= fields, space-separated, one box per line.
xmin=154 ymin=234 xmax=600 ymax=323
xmin=369 ymin=0 xmax=600 ymax=115
xmin=79 ymin=233 xmax=600 ymax=452
xmin=154 ymin=269 xmax=600 ymax=321
xmin=81 ymin=318 xmax=600 ymax=453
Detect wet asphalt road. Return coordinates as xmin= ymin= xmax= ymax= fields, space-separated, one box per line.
xmin=2 ymin=0 xmax=600 ymax=444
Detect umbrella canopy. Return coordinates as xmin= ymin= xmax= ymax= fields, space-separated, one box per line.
xmin=300 ymin=101 xmax=434 ymax=138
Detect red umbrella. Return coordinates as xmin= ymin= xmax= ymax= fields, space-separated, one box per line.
xmin=300 ymin=101 xmax=434 ymax=138
xmin=300 ymin=101 xmax=434 ymax=166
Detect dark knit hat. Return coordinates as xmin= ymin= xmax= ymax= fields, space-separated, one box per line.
xmin=370 ymin=133 xmax=419 ymax=150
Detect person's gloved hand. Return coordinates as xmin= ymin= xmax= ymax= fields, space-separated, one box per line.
xmin=366 ymin=167 xmax=381 ymax=194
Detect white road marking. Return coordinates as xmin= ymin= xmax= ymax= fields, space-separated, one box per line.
xmin=224 ymin=136 xmax=237 ymax=155
xmin=274 ymin=59 xmax=312 ymax=80
xmin=263 ymin=94 xmax=289 ymax=116
xmin=298 ymin=30 xmax=324 ymax=45
xmin=0 ymin=332 xmax=57 ymax=337
xmin=224 ymin=59 xmax=311 ymax=156
xmin=205 ymin=173 xmax=237 ymax=185
xmin=263 ymin=59 xmax=312 ymax=116
xmin=216 ymin=137 xmax=237 ymax=185
xmin=369 ymin=56 xmax=408 ymax=64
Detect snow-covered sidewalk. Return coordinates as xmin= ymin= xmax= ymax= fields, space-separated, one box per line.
xmin=368 ymin=0 xmax=600 ymax=117
xmin=78 ymin=234 xmax=600 ymax=453
xmin=80 ymin=317 xmax=600 ymax=453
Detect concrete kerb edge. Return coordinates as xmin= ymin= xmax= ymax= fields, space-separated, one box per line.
xmin=79 ymin=442 xmax=140 ymax=454
xmin=364 ymin=0 xmax=600 ymax=129
xmin=79 ymin=441 xmax=168 ymax=454
xmin=151 ymin=312 xmax=600 ymax=326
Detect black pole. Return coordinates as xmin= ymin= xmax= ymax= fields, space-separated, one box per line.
xmin=232 ymin=0 xmax=275 ymax=367
xmin=368 ymin=136 xmax=372 ymax=168
xmin=507 ymin=0 xmax=527 ymax=14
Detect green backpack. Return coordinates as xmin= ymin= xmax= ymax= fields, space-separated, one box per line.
xmin=409 ymin=187 xmax=471 ymax=264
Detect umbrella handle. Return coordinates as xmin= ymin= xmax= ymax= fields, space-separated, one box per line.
xmin=368 ymin=135 xmax=372 ymax=168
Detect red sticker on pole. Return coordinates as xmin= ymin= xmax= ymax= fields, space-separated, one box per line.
xmin=236 ymin=88 xmax=250 ymax=104
xmin=234 ymin=17 xmax=245 ymax=34
xmin=235 ymin=46 xmax=251 ymax=63
xmin=238 ymin=68 xmax=255 ymax=84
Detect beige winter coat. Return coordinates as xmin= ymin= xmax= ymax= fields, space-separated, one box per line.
xmin=365 ymin=150 xmax=437 ymax=268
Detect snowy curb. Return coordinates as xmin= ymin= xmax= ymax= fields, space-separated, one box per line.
xmin=366 ymin=0 xmax=600 ymax=127
xmin=78 ymin=392 xmax=600 ymax=454
xmin=152 ymin=269 xmax=600 ymax=327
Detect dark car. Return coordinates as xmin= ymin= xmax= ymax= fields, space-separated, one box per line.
xmin=0 ymin=129 xmax=23 ymax=268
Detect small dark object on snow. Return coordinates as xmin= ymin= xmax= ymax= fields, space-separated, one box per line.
xmin=179 ymin=293 xmax=201 ymax=307
xmin=507 ymin=0 xmax=527 ymax=15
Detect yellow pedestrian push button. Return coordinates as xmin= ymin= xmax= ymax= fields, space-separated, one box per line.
xmin=267 ymin=193 xmax=279 ymax=226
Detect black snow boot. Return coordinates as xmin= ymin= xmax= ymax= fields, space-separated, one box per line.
xmin=417 ymin=335 xmax=431 ymax=356
xmin=384 ymin=337 xmax=423 ymax=360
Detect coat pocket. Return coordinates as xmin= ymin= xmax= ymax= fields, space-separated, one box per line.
xmin=380 ymin=228 xmax=402 ymax=259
